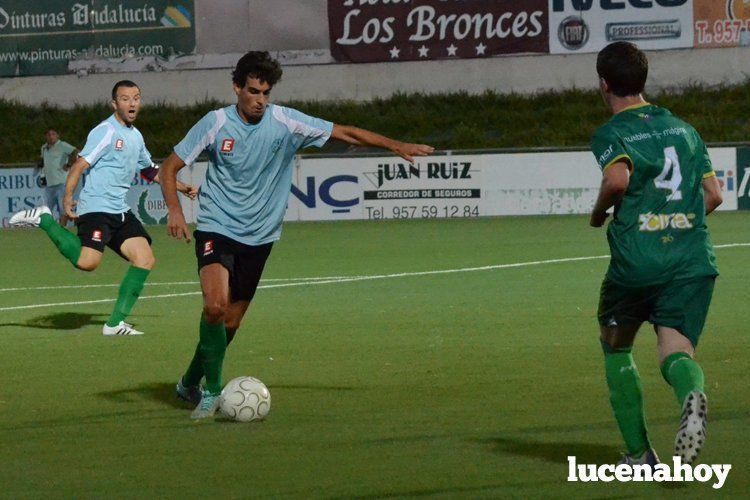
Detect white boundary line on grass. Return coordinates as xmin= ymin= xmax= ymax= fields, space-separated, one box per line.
xmin=1 ymin=243 xmax=747 ymax=313
xmin=0 ymin=276 xmax=363 ymax=293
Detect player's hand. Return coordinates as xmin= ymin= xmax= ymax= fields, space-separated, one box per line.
xmin=590 ymin=211 xmax=609 ymax=227
xmin=167 ymin=209 xmax=191 ymax=242
xmin=63 ymin=197 xmax=78 ymax=219
xmin=393 ymin=143 xmax=434 ymax=163
xmin=180 ymin=184 xmax=199 ymax=200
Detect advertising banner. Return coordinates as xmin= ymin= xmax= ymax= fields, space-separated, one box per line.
xmin=0 ymin=0 xmax=195 ymax=77
xmin=693 ymin=0 xmax=750 ymax=48
xmin=736 ymin=147 xmax=750 ymax=210
xmin=0 ymin=147 xmax=739 ymax=228
xmin=549 ymin=0 xmax=694 ymax=54
xmin=328 ymin=0 xmax=548 ymax=63
xmin=0 ymin=167 xmax=195 ymax=228
xmin=290 ymin=155 xmax=484 ymax=220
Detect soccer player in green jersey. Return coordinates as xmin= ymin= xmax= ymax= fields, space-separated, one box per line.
xmin=589 ymin=42 xmax=724 ymax=466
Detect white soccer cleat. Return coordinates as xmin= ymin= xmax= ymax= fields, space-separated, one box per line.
xmin=675 ymin=390 xmax=708 ymax=464
xmin=190 ymin=392 xmax=221 ymax=420
xmin=102 ymin=321 xmax=144 ymax=336
xmin=9 ymin=206 xmax=51 ymax=227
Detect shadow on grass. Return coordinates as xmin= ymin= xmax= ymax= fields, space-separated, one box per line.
xmin=483 ymin=436 xmax=621 ymax=465
xmin=272 ymin=384 xmax=360 ymax=391
xmin=96 ymin=382 xmax=186 ymax=410
xmin=0 ymin=312 xmax=157 ymax=331
xmin=0 ymin=312 xmax=106 ymax=331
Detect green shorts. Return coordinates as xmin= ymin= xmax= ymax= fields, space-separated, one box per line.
xmin=597 ymin=275 xmax=716 ymax=347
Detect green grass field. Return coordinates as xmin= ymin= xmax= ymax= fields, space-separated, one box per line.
xmin=0 ymin=213 xmax=748 ymax=499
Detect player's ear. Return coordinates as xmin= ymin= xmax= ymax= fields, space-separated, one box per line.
xmin=110 ymin=99 xmax=117 ymax=111
xmin=232 ymin=81 xmax=242 ymax=97
xmin=599 ymin=77 xmax=609 ymax=94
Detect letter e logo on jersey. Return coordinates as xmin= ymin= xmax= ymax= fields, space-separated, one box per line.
xmin=220 ymin=139 xmax=235 ymax=153
xmin=203 ymin=240 xmax=214 ymax=256
xmin=92 ymin=230 xmax=103 ymax=242
xmin=115 ymin=139 xmax=124 ymax=151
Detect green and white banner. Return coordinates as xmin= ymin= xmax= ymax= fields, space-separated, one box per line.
xmin=0 ymin=0 xmax=194 ymax=76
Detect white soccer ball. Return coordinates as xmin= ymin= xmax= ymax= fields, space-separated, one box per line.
xmin=219 ymin=376 xmax=271 ymax=422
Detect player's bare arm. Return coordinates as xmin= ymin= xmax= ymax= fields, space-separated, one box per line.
xmin=702 ymin=175 xmax=723 ymax=215
xmin=63 ymin=156 xmax=91 ymax=219
xmin=330 ymin=124 xmax=434 ymax=163
xmin=160 ymin=152 xmax=191 ymax=242
xmin=590 ymin=161 xmax=630 ymax=227
xmin=152 ymin=171 xmax=198 ymax=200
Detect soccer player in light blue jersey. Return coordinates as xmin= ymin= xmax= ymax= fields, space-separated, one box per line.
xmin=11 ymin=81 xmax=197 ymax=336
xmin=160 ymin=51 xmax=434 ymax=419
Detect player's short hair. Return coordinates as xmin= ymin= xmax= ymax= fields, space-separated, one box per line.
xmin=232 ymin=51 xmax=283 ymax=88
xmin=45 ymin=127 xmax=57 ymax=134
xmin=597 ymin=42 xmax=648 ymax=97
xmin=111 ymin=80 xmax=140 ymax=100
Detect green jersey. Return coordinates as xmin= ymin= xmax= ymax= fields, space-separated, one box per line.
xmin=590 ymin=103 xmax=718 ymax=287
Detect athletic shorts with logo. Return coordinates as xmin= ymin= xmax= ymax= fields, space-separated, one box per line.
xmin=598 ymin=275 xmax=716 ymax=347
xmin=76 ymin=211 xmax=152 ymax=258
xmin=194 ymin=230 xmax=273 ymax=302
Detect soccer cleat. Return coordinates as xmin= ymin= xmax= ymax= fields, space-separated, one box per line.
xmin=176 ymin=378 xmax=203 ymax=406
xmin=9 ymin=206 xmax=51 ymax=227
xmin=675 ymin=390 xmax=708 ymax=464
xmin=102 ymin=321 xmax=144 ymax=336
xmin=190 ymin=392 xmax=221 ymax=420
xmin=617 ymin=448 xmax=660 ymax=467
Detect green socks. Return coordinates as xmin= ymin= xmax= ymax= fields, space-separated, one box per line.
xmin=106 ymin=266 xmax=150 ymax=327
xmin=183 ymin=343 xmax=204 ymax=388
xmin=39 ymin=213 xmax=81 ymax=267
xmin=661 ymin=352 xmax=705 ymax=407
xmin=198 ymin=316 xmax=227 ymax=395
xmin=602 ymin=342 xmax=650 ymax=457
xmin=182 ymin=327 xmax=237 ymax=388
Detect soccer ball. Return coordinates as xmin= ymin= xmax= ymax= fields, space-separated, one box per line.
xmin=219 ymin=376 xmax=271 ymax=422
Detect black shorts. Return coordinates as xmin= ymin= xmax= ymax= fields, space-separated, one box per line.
xmin=77 ymin=211 xmax=152 ymax=259
xmin=194 ymin=230 xmax=273 ymax=302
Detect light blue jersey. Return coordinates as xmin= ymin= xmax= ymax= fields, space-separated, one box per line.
xmin=77 ymin=115 xmax=153 ymax=215
xmin=174 ymin=104 xmax=333 ymax=245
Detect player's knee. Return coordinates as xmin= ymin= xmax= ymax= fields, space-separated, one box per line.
xmin=132 ymin=253 xmax=156 ymax=270
xmin=76 ymin=257 xmax=100 ymax=272
xmin=203 ymin=303 xmax=227 ymax=323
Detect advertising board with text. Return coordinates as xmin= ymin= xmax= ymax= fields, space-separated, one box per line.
xmin=549 ymin=0 xmax=694 ymax=54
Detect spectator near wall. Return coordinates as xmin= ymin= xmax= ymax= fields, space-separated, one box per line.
xmin=40 ymin=127 xmax=78 ymax=226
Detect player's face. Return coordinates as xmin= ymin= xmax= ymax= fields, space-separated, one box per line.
xmin=45 ymin=130 xmax=58 ymax=145
xmin=111 ymin=86 xmax=141 ymax=126
xmin=233 ymin=77 xmax=272 ymax=124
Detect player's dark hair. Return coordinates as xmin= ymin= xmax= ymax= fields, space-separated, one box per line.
xmin=111 ymin=80 xmax=139 ymax=100
xmin=597 ymin=42 xmax=648 ymax=97
xmin=45 ymin=127 xmax=57 ymax=133
xmin=232 ymin=51 xmax=282 ymax=88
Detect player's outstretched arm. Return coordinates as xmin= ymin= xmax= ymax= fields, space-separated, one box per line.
xmin=703 ymin=175 xmax=723 ymax=215
xmin=63 ymin=157 xmax=90 ymax=219
xmin=160 ymin=152 xmax=191 ymax=243
xmin=151 ymin=171 xmax=198 ymax=200
xmin=590 ymin=161 xmax=630 ymax=227
xmin=330 ymin=124 xmax=434 ymax=163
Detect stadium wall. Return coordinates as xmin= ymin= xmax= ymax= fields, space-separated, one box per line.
xmin=1 ymin=47 xmax=749 ymax=108
xmin=1 ymin=147 xmax=743 ymax=228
